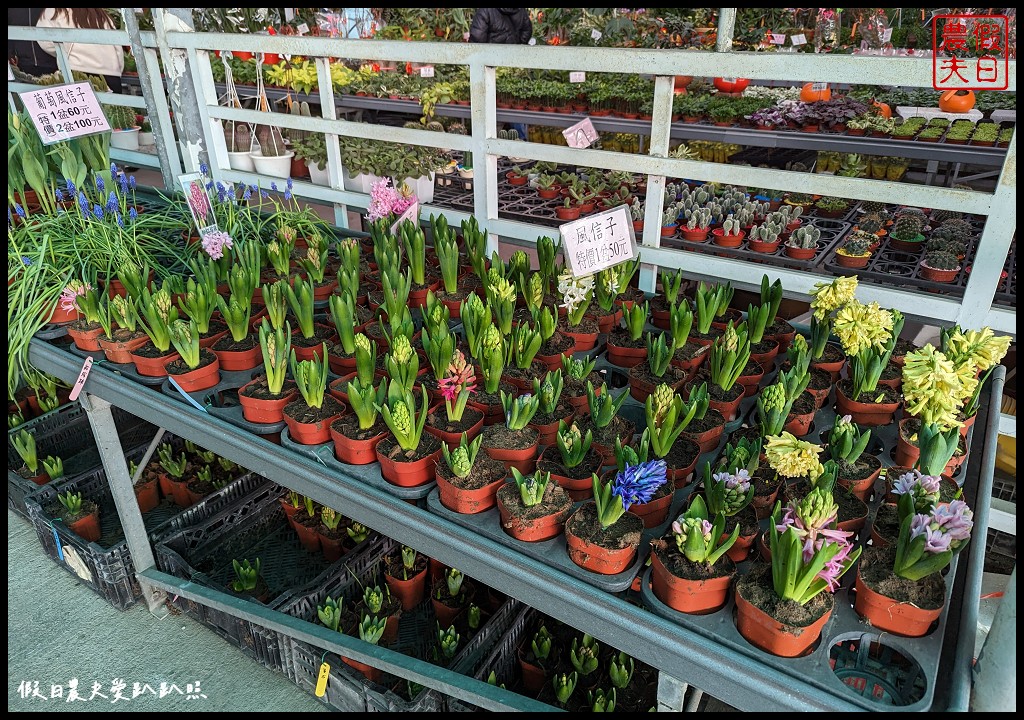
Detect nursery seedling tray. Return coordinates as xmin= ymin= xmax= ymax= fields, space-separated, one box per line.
xmin=280 ymin=427 xmax=436 ymax=503
xmin=160 ymin=368 xmax=286 ymax=435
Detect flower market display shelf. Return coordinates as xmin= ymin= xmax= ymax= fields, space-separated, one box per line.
xmin=25 ymin=335 xmax=1000 ymax=713
xmin=23 ymin=434 xmax=267 ymax=610
xmin=282 ymin=536 xmax=524 ymax=712
xmin=160 ymin=368 xmax=287 ymax=436
xmin=8 ymin=401 xmax=156 ymax=518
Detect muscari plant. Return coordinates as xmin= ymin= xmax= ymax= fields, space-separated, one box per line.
xmin=770 ymin=488 xmax=861 ymax=605
xmin=289 ymin=345 xmax=330 ymax=409
xmin=503 ymin=391 xmax=541 ymax=432
xmin=645 ymin=383 xmax=704 ymax=459
xmin=231 ymin=558 xmax=261 ymax=593
xmin=440 ymin=433 xmax=484 ymax=479
xmin=376 ymin=380 xmax=430 ymax=453
xmin=587 ymin=381 xmax=629 ymax=431
xmin=511 ymin=467 xmax=552 ymax=507
xmin=671 ymin=494 xmax=739 ymax=565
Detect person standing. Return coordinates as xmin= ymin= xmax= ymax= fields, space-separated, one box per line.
xmin=35 ymin=8 xmax=125 ymax=92
xmin=8 ymin=8 xmax=59 ymax=77
xmin=469 ymin=8 xmax=533 ymax=45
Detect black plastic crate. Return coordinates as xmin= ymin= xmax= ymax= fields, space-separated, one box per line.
xmin=8 ymin=402 xmax=156 ymax=517
xmin=155 ymin=488 xmax=369 ymax=672
xmin=285 ymin=536 xmax=521 ymax=712
xmin=23 ymin=437 xmax=269 ymax=610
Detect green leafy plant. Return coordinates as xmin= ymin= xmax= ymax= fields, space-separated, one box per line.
xmin=12 ymin=430 xmax=38 ymax=474
xmin=440 ymin=433 xmax=483 ymax=479
xmin=670 ymin=495 xmax=738 ymax=565
xmin=511 ymin=467 xmax=551 ymax=507
xmin=231 ymin=558 xmax=261 ymax=593
xmin=376 ymin=382 xmax=430 ymax=452
xmin=289 ymin=346 xmax=330 ymax=409
xmin=586 ymin=381 xmax=628 ymax=430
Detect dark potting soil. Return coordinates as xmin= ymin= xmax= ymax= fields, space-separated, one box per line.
xmin=750 ymin=339 xmax=777 ymax=355
xmin=427 ymin=406 xmax=484 ymax=434
xmin=432 ymin=577 xmax=477 ymax=610
xmin=557 ymin=315 xmax=598 ymax=335
xmin=132 ymin=342 xmax=178 ymax=359
xmin=17 ymin=465 xmax=39 ymax=480
xmin=166 ymin=349 xmax=218 ymax=376
xmin=481 ymin=424 xmax=538 ymax=451
xmin=213 ymin=333 xmax=258 ymax=352
xmin=52 ymin=498 xmax=98 ymax=525
xmin=417 ymin=369 xmax=441 ymax=394
xmin=808 ymin=367 xmax=833 ymax=391
xmin=69 ymin=319 xmax=102 ymax=332
xmin=291 ymin=325 xmax=335 ymax=348
xmin=366 ymin=290 xmax=384 ymax=309
xmin=317 ymin=522 xmax=353 ymax=543
xmin=239 ymin=376 xmax=296 ymax=401
xmin=384 ymin=552 xmax=428 ymax=582
xmin=134 ymin=465 xmax=162 ymax=490
xmin=283 ymin=395 xmax=345 ymax=424
xmin=664 ymin=437 xmax=700 ymax=473
xmin=815 ymin=344 xmax=846 ymax=364
xmin=752 ymin=472 xmax=782 ymax=501
xmin=650 ymin=541 xmax=736 ymax=581
xmin=102 ymin=328 xmax=146 ymax=343
xmin=460 ymin=275 xmax=483 ymax=293
xmin=437 ymin=454 xmax=507 ymax=491
xmin=838 ymin=454 xmax=881 ymax=482
xmin=693 ymin=370 xmax=743 ymax=403
xmin=620 ymin=287 xmax=646 ymax=306
xmin=472 ymin=383 xmax=518 ymax=411
xmin=576 ymin=414 xmax=636 ymax=451
xmin=377 ymin=433 xmax=442 ymax=463
xmin=537 ymin=446 xmax=603 ymax=480
xmin=563 ymin=371 xmax=605 ymax=399
xmin=537 ymin=332 xmax=575 ymax=357
xmin=859 ymin=545 xmax=946 ymax=609
xmin=648 ymin=293 xmax=675 ymax=315
xmin=736 ymin=561 xmax=834 ymax=628
xmin=629 ymin=361 xmax=687 ymax=387
xmin=202 ymin=318 xmax=228 ymax=336
xmin=436 ymin=287 xmax=471 ymax=304
xmin=332 ymin=414 xmax=388 ymax=441
xmin=496 ymin=480 xmax=572 ymax=521
xmin=294 ymin=509 xmax=320 ymax=529
xmin=354 ymin=304 xmax=374 ymax=325
xmin=686 ymin=408 xmax=726 ymax=434
xmin=565 ymin=501 xmax=643 ymax=551
xmin=187 ymin=476 xmax=215 ymax=496
xmin=740 ymin=359 xmax=764 ymax=378
xmin=892 ymin=337 xmax=919 ymax=358
xmin=725 ymin=504 xmax=760 ymax=538
xmin=690 ymin=326 xmax=723 ymax=343
xmin=588 ymin=304 xmax=618 ymax=321
xmin=766 ymin=318 xmax=795 ymax=338
xmin=787 ymin=392 xmax=816 ymax=418
xmin=530 ymin=403 xmax=574 ymax=427
xmin=674 ymin=341 xmax=708 ymax=364
xmin=881 ymin=360 xmax=902 ymax=382
xmin=872 ymin=503 xmax=899 ymax=544
xmin=503 ymin=361 xmax=548 ymax=385
xmin=838 ymin=379 xmax=900 ymax=405
xmin=511 ymin=307 xmax=535 ymax=327
xmin=606 ymin=328 xmax=646 ymax=349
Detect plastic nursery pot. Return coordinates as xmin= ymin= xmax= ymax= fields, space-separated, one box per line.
xmin=495 ymin=484 xmax=572 ymax=543
xmin=517 ymin=653 xmax=549 ymax=695
xmin=167 ymin=355 xmax=221 ymax=393
xmin=605 ymin=341 xmax=647 ymax=369
xmin=237 ymin=381 xmax=297 ymax=424
xmin=134 ymin=478 xmax=160 ymax=514
xmin=564 ymin=506 xmax=641 ymax=575
xmin=385 ymin=566 xmax=428 ymax=612
xmin=278 ymin=498 xmax=299 ymax=519
xmin=628 ymin=488 xmax=675 ymax=529
xmin=834 ymin=385 xmax=899 ymax=427
xmin=318 ymin=530 xmax=348 ymax=563
xmin=484 ymin=441 xmax=539 ymax=476
xmin=835 ymin=252 xmax=871 ymax=269
xmin=376 ymin=444 xmax=442 ymax=488
xmin=752 ymin=479 xmax=782 ymax=520
xmin=708 ymin=388 xmax=744 ymax=422
xmin=435 ymin=468 xmax=507 ymax=515
xmin=768 ymin=327 xmax=797 ymax=355
xmin=748 ymin=342 xmax=779 ymax=369
xmin=341 ymin=656 xmax=383 ymax=684
xmin=680 ymin=228 xmax=710 ymax=242
xmin=130 ymin=349 xmax=179 ymax=378
xmin=529 ymin=412 xmax=575 ymax=447
xmin=651 ymin=551 xmax=735 ymax=614
xmin=562 ymin=328 xmax=598 ymax=353
xmin=47 ymin=303 xmax=80 ymax=325
xmin=159 ymin=473 xmax=190 ymax=508
xmin=919 ymin=263 xmax=961 ymax=283
xmin=67 ymin=509 xmax=102 ymax=543
xmin=711 ymin=228 xmax=745 ymax=248
xmin=660 ymin=225 xmax=678 ymax=238
xmin=214 ymin=343 xmax=263 ymax=372
xmin=783 ymin=408 xmax=816 ymax=438
xmin=97 ymin=334 xmax=150 ymax=364
xmin=595 ymin=309 xmax=623 ymax=335
xmin=535 ymin=346 xmax=575 ymax=371
xmin=330 ymin=422 xmax=387 ymax=465
xmin=837 ymin=458 xmax=882 ymax=502
xmin=67 ymin=324 xmax=105 ymax=351
xmin=747 ymin=238 xmax=781 ymax=254
xmin=727 ymin=530 xmax=758 ymax=563
xmin=810 ymin=356 xmax=845 ymax=383
xmin=734 ymin=582 xmax=833 ymax=658
xmin=283 ymin=406 xmax=343 ymax=446
xmin=784 ymin=245 xmax=817 ymax=260
xmin=425 ymin=413 xmax=485 ymax=449
xmin=197 ymin=328 xmax=229 ymax=350
xmin=854 ymin=568 xmax=943 ymax=638
xmin=684 ymin=422 xmax=725 ymax=454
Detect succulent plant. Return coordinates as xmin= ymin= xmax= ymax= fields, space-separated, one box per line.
xmin=922 ymin=250 xmax=961 ymax=271
xmin=930 ymin=209 xmax=963 ymax=223
xmin=787 ymin=226 xmax=820 ymax=249
xmin=925 ymin=237 xmax=967 ymax=257
xmin=839 ymin=235 xmax=872 ymax=257
xmin=890 ymin=215 xmax=924 ymax=242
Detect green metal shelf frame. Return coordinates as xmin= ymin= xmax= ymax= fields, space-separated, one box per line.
xmin=27 ymin=338 xmax=1003 ymax=713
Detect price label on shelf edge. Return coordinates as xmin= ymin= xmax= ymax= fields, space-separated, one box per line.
xmin=811 ymin=82 xmax=828 ymax=91
xmin=297 ymin=22 xmax=309 ymax=35
xmin=791 ymin=33 xmax=807 ymax=46
xmin=591 ymin=29 xmax=603 ymax=41
xmin=419 ymin=65 xmax=435 ymax=78
xmin=560 ymin=205 xmax=637 ymax=278
xmin=18 ymin=81 xmax=111 ymax=145
xmin=569 ymin=71 xmax=586 ymax=83
xmin=562 ymin=117 xmax=599 ymax=149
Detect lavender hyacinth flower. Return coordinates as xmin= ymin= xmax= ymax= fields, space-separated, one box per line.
xmin=930 ymin=500 xmax=974 ymax=542
xmin=896 ymin=501 xmax=974 ymax=580
xmin=612 ymin=459 xmax=668 ymax=510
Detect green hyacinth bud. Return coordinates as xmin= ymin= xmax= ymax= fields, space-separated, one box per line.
xmin=723 ymin=324 xmax=739 ymax=352
xmin=391 ymin=334 xmax=413 ymax=364
xmin=391 ymin=400 xmax=412 ymax=437
xmin=355 ymin=333 xmax=372 ymax=354
xmin=651 ymin=383 xmax=675 ymax=423
xmin=451 ymin=446 xmax=472 ymax=477
xmin=762 ymin=382 xmax=786 ymax=413
xmin=798 ymin=488 xmax=838 ymax=530
xmin=483 ymin=324 xmax=502 ymax=350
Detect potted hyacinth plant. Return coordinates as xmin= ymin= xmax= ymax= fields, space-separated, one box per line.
xmin=211 ymin=248 xmax=262 ymax=371
xmin=871 ymin=469 xmax=948 ymax=546
xmin=735 ymin=488 xmax=861 ymax=657
xmin=856 ymin=491 xmax=972 ymax=637
xmin=832 ymin=298 xmax=904 ymax=426
xmin=690 ymin=322 xmax=751 ymax=421
xmin=806 ymin=276 xmax=858 ymax=380
xmin=330 ymin=375 xmax=387 ymax=465
xmin=375 ymin=380 xmax=442 ymax=487
xmin=576 ymin=381 xmax=634 ymax=464
xmin=537 ymin=420 xmax=602 ymax=501
xmin=627 ymin=331 xmax=688 ymax=403
xmin=426 ymin=349 xmax=485 ymax=448
xmin=645 ymin=383 xmax=703 ymax=486
xmin=328 ymin=332 xmax=378 ymax=407
xmin=431 ymin=567 xmax=477 ymax=633
xmin=605 ymin=300 xmax=650 ymax=368
xmin=603 ymin=431 xmax=674 ymax=528
xmin=384 ymin=545 xmax=429 ymax=611
xmin=283 ymin=345 xmax=345 ymax=445
xmin=941 ymin=326 xmax=1011 ymax=435
xmin=496 ymin=468 xmax=574 ymax=543
xmin=557 ymin=272 xmax=598 ymax=352
xmin=238 ymin=320 xmax=298 ymax=424
xmin=132 ymin=285 xmax=182 ymax=377
xmin=479 ymin=390 xmax=541 ymax=474
xmin=166 ymin=319 xmax=222 ymax=393
xmin=666 ymin=300 xmax=704 ymax=374
xmin=896 ymin=345 xmax=968 ymax=477
xmin=466 ymin=323 xmax=516 ymax=426
xmin=564 ymin=460 xmax=664 ymax=575
xmin=826 ymin=415 xmax=880 ymax=500
xmin=526 ymin=370 xmax=575 ymax=446
xmin=650 ymin=491 xmax=740 ymax=614
xmin=435 ymin=433 xmax=509 ymax=514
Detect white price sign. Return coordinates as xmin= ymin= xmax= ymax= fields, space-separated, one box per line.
xmin=811 ymin=82 xmax=829 ymax=91
xmin=419 ymin=65 xmax=435 ymax=78
xmin=791 ymin=33 xmax=807 ymax=46
xmin=562 ymin=117 xmax=599 ymax=149
xmin=528 ymin=37 xmax=537 ymax=46
xmin=569 ymin=71 xmax=586 ymax=83
xmin=560 ymin=205 xmax=637 ymax=277
xmin=770 ymin=33 xmax=786 ymax=44
xmin=591 ymin=29 xmax=603 ymax=41
xmin=881 ymin=27 xmax=893 ymax=43
xmin=390 ymin=200 xmax=419 ymax=236
xmin=297 ymin=22 xmax=309 ymax=35
xmin=19 ymin=82 xmax=111 ymax=145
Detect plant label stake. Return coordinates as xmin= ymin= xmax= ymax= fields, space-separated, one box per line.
xmin=570 ymin=72 xmax=586 ymax=83
xmin=177 ymin=172 xmax=220 ymax=238
xmin=50 ymin=524 xmax=65 ymax=562
xmin=315 ymin=661 xmax=331 ymax=697
xmin=591 ymin=29 xmax=603 ymax=41
xmin=68 ymin=357 xmax=94 ymax=401
xmin=390 ymin=200 xmax=419 ymax=236
xmin=563 ymin=117 xmax=598 ymax=149
xmin=419 ymin=65 xmax=435 ymax=78
xmin=560 ymin=205 xmax=637 ymax=277
xmin=19 ymin=81 xmax=111 ymax=145
xmin=297 ymin=22 xmax=309 ymax=35
xmin=167 ymin=376 xmax=210 ymax=414
xmin=811 ymin=82 xmax=829 ymax=92
xmin=791 ymin=33 xmax=807 ymax=46
xmin=770 ymin=33 xmax=786 ymax=44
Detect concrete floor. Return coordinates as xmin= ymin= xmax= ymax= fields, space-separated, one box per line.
xmin=7 ymin=510 xmax=326 ymax=712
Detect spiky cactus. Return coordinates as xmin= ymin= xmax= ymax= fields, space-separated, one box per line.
xmin=922 ymin=250 xmax=960 ymax=270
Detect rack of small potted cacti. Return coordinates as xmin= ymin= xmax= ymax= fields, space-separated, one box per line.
xmin=22 ymin=432 xmax=269 ymax=610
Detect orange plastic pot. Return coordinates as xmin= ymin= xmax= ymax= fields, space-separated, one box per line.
xmin=735 ymin=585 xmax=832 ymax=657
xmin=167 ymin=355 xmax=221 ymax=393
xmin=436 ymin=470 xmax=507 ymax=514
xmin=67 ymin=325 xmax=105 ymax=351
xmin=651 ymin=551 xmax=734 ymax=614
xmin=564 ymin=506 xmax=640 ymax=575
xmin=98 ymin=334 xmax=150 ymax=364
xmin=938 ymin=89 xmax=975 ymax=113
xmin=854 ymin=569 xmax=943 ymax=637
xmin=67 ymin=509 xmax=102 ymax=543
xmin=237 ymin=380 xmax=296 ymax=424
xmin=377 ymin=446 xmax=442 ymax=488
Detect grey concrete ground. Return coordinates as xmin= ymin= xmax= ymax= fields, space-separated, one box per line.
xmin=7 ymin=510 xmax=326 ymax=712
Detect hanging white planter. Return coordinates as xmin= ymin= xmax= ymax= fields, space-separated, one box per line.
xmin=250 ymin=148 xmax=294 ymax=179
xmin=110 ymin=127 xmax=140 ymax=151
xmin=227 ymin=151 xmax=256 ymax=172
xmin=308 ymin=160 xmax=330 ymax=187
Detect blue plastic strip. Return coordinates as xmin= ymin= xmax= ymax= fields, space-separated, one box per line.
xmin=166 ymin=376 xmax=209 ymax=413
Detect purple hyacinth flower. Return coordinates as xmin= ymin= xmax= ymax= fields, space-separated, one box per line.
xmin=923 ymin=527 xmax=952 ymax=553
xmin=200 ymin=162 xmax=209 ymax=175
xmin=612 ymin=459 xmax=667 ymax=510
xmin=909 ymin=513 xmax=931 ymax=540
xmin=107 ymin=191 xmax=118 ymax=213
xmin=93 ymin=204 xmax=104 ymax=219
xmin=931 ymin=500 xmax=974 ymax=542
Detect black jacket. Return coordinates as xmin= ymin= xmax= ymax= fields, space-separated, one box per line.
xmin=469 ymin=8 xmax=533 ymax=44
xmin=8 ymin=8 xmax=58 ymax=76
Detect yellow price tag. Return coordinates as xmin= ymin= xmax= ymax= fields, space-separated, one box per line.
xmin=315 ymin=662 xmax=331 ymax=697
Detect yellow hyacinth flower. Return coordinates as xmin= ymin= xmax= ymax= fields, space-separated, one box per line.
xmin=809 ymin=276 xmax=858 ymax=321
xmin=765 ymin=432 xmax=825 ymax=479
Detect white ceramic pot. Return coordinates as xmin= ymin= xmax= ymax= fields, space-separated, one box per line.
xmin=343 ymin=171 xmax=361 ymax=192
xmin=137 ymin=131 xmax=154 ymax=146
xmin=110 ymin=127 xmax=140 ymax=151
xmin=227 ymin=151 xmax=255 ymax=172
xmin=308 ymin=160 xmax=330 ymax=186
xmin=249 ymin=150 xmax=294 ymax=179
xmin=415 ymin=173 xmax=436 ymax=204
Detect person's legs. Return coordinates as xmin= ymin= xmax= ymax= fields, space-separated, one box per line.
xmin=104 ymin=74 xmax=123 ymax=93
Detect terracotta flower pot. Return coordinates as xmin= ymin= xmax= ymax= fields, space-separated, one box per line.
xmin=810 ymin=356 xmax=845 ymax=382
xmin=748 ymin=342 xmax=779 ymax=369
xmin=535 ymin=347 xmax=574 ymax=371
xmin=783 ymin=408 xmax=815 ymax=437
xmin=98 ymin=334 xmax=150 ymax=364
xmin=708 ymin=389 xmax=744 ymax=422
xmin=651 ymin=551 xmax=734 ymax=614
xmin=167 ymin=355 xmax=221 ymax=393
xmin=734 ymin=584 xmax=833 ymax=657
xmin=67 ymin=509 xmax=102 ymax=543
xmin=605 ymin=342 xmax=647 ymax=368
xmin=660 ymin=225 xmax=678 ymax=238
xmin=835 ymin=385 xmax=898 ymax=427
xmin=292 ymin=520 xmax=322 ymax=553
xmin=283 ymin=406 xmax=343 ymax=446
xmin=680 ymin=228 xmax=710 ymax=242
xmin=562 ymin=329 xmax=598 ymax=353
xmin=484 ymin=441 xmax=539 ymax=475
xmin=854 ymin=569 xmax=943 ymax=637
xmin=436 ymin=470 xmax=507 ymax=514
xmin=748 ymin=238 xmax=781 ymax=254
xmin=385 ymin=567 xmax=428 ymax=612
xmin=837 ymin=458 xmax=882 ymax=501
xmin=238 ymin=381 xmax=297 ymax=424
xmin=214 ymin=343 xmax=263 ymax=372
xmin=496 ymin=484 xmax=572 ymax=543
xmin=529 ymin=412 xmax=575 ymax=447
xmin=684 ymin=423 xmax=725 ymax=454
xmin=711 ymin=228 xmax=745 ymax=248
xmin=784 ymin=245 xmax=817 ymax=260
xmin=342 ymin=656 xmax=382 ymax=683
xmin=130 ymin=348 xmax=180 ymax=379
xmin=377 ymin=445 xmax=442 ymax=487
xmin=424 ymin=413 xmax=484 ymax=449
xmin=134 ymin=478 xmax=160 ymax=514
xmin=564 ymin=507 xmax=640 ymax=575
xmin=595 ymin=310 xmax=623 ymax=335
xmin=736 ymin=363 xmax=765 ymax=397
xmin=67 ymin=324 xmax=105 ymax=351
xmin=330 ymin=423 xmax=387 ymax=465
